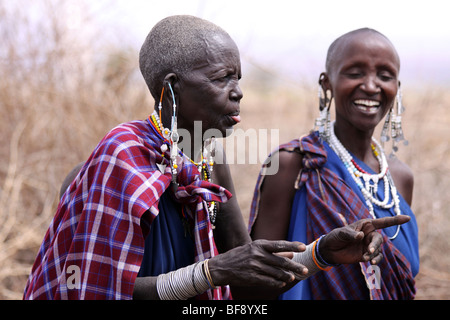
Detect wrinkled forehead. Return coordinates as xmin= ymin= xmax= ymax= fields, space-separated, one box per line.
xmin=326 ymin=31 xmax=400 ymax=72
xmin=191 ymin=33 xmax=241 ymax=69
xmin=206 ymin=34 xmax=240 ymax=62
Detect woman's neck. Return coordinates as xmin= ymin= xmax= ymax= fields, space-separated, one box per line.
xmin=157 ymin=106 xmax=203 ymax=162
xmin=333 ymin=120 xmax=377 ymax=168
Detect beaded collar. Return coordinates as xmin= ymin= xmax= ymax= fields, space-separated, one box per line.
xmin=326 ymin=122 xmax=401 ymax=239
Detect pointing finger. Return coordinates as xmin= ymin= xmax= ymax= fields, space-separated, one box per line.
xmin=371 ymin=215 xmax=410 ymax=230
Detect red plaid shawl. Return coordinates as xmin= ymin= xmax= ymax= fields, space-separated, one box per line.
xmin=24 ymin=120 xmax=231 ymax=300
xmin=249 ymin=131 xmax=416 ymax=299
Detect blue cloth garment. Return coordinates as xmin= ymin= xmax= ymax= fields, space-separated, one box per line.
xmin=138 ymin=191 xmax=195 ymax=277
xmin=280 ymin=138 xmax=419 ymax=300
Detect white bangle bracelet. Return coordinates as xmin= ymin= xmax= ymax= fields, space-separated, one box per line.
xmin=291 ymin=239 xmax=332 ymax=280
xmin=156 ymin=261 xmax=210 ymax=300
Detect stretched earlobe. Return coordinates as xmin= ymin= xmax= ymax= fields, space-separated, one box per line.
xmin=318 ymin=73 xmax=332 ymax=111
xmin=315 ymin=73 xmax=332 ymax=140
xmin=163 ymin=73 xmax=178 ymax=105
xmin=319 ymin=72 xmax=332 ymax=95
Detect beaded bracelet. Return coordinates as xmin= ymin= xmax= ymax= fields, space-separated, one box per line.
xmin=312 ymin=238 xmax=333 ymax=271
xmin=315 ymin=235 xmax=340 ymax=268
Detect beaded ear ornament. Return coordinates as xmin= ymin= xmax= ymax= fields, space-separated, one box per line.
xmin=381 ymin=87 xmax=409 ymax=156
xmin=314 ymin=76 xmax=332 ymax=140
xmin=148 ymin=84 xmax=219 ymax=226
xmin=150 ymin=82 xmax=179 ymax=190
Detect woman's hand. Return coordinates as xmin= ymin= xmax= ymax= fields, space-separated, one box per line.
xmin=208 ymin=240 xmax=308 ymax=288
xmin=319 ymin=215 xmax=411 ymax=265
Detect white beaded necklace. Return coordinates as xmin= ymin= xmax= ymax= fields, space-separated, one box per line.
xmin=326 ymin=123 xmax=401 ymax=239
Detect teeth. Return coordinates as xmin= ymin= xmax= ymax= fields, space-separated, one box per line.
xmin=354 ymin=99 xmax=380 ymax=107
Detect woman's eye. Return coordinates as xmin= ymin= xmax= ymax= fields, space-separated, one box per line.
xmin=346 ymin=72 xmax=362 ymax=78
xmin=213 ymin=74 xmax=229 ymax=82
xmin=343 ymin=68 xmax=363 ymax=78
xmin=215 ymin=73 xmax=235 ymax=83
xmin=379 ymin=72 xmax=394 ymax=81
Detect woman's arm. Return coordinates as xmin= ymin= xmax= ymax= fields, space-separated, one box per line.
xmin=212 ymin=142 xmax=252 ymax=252
xmin=133 ymin=239 xmax=307 ymax=300
xmin=387 ymin=156 xmax=414 ymax=206
xmin=237 ymin=150 xmax=304 ymax=299
xmin=251 ymin=150 xmax=303 ymax=241
xmin=133 ymin=276 xmax=159 ymax=300
xmin=133 ymin=213 xmax=410 ymax=300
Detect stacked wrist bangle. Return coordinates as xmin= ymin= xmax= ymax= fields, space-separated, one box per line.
xmin=157 ymin=260 xmax=211 ymax=300
xmin=292 ymin=236 xmax=337 ymax=279
xmin=312 ymin=235 xmax=338 ymax=271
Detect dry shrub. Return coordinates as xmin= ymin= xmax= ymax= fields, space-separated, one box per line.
xmin=0 ymin=0 xmax=151 ymax=299
xmin=1 ymin=0 xmax=449 ymax=300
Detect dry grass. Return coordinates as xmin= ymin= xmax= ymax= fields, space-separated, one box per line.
xmin=1 ymin=0 xmax=449 ymax=300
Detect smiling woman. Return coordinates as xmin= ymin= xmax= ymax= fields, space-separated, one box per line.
xmin=249 ymin=28 xmax=419 ymax=300
xmin=324 ymin=29 xmax=400 ymax=135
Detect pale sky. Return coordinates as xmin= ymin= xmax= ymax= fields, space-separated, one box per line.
xmin=90 ymin=0 xmax=450 ymax=86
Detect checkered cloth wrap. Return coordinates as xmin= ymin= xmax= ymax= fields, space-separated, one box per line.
xmin=23 ymin=120 xmax=231 ymax=300
xmin=249 ymin=131 xmax=415 ymax=299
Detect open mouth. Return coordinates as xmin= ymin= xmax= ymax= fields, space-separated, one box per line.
xmin=353 ymin=99 xmax=380 ymax=114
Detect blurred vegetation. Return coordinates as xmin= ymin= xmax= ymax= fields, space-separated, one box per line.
xmin=1 ymin=0 xmax=449 ymax=299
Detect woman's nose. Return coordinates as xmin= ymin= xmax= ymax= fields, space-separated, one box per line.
xmin=230 ymin=83 xmax=243 ymax=102
xmin=361 ymin=75 xmax=380 ymax=94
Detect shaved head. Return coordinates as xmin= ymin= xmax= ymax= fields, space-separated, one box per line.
xmin=325 ymin=28 xmax=400 ymax=74
xmin=139 ymin=15 xmax=233 ymax=100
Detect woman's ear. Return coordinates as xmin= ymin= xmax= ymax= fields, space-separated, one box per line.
xmin=319 ymin=72 xmax=331 ymax=93
xmin=163 ymin=73 xmax=179 ymax=105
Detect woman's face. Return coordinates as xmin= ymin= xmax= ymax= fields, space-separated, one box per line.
xmin=324 ymin=32 xmax=400 ymax=132
xmin=176 ymin=33 xmax=243 ymax=138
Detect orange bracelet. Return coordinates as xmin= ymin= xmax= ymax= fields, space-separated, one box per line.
xmin=312 ymin=239 xmax=333 ymax=271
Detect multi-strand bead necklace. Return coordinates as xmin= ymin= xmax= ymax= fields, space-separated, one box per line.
xmin=148 ymin=111 xmax=218 ymax=227
xmin=327 ymin=123 xmax=401 ymax=239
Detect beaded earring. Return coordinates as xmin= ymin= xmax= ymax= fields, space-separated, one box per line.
xmin=380 ymin=108 xmax=391 ymax=147
xmin=380 ymin=87 xmax=408 ymax=155
xmin=391 ymin=87 xmax=408 ymax=153
xmin=166 ymin=82 xmax=180 ymax=189
xmin=314 ymin=79 xmax=332 ymax=140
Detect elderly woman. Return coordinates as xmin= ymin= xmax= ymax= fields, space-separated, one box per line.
xmin=249 ymin=28 xmax=419 ymax=299
xmin=24 ymin=17 xmax=409 ymax=300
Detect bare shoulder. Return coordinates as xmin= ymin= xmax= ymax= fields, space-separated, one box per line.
xmin=260 ymin=147 xmax=303 ymax=191
xmin=251 ymin=148 xmax=303 ymax=240
xmin=387 ymin=156 xmax=414 ymax=206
